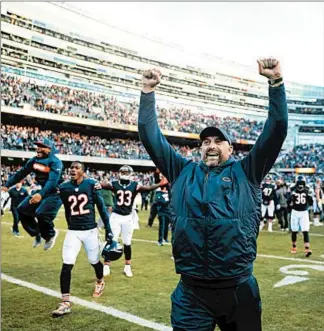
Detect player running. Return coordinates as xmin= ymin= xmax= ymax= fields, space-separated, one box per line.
xmin=288 ymin=175 xmax=313 ymax=257
xmin=1 ymin=138 xmax=63 ymax=249
xmin=52 ymin=161 xmax=119 ymax=317
xmin=100 ymin=165 xmax=166 ymax=277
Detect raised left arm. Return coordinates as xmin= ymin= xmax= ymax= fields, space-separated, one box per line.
xmin=240 ymin=58 xmax=288 ymax=186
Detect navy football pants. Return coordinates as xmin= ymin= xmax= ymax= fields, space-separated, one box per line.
xmin=158 ymin=215 xmax=170 ymax=244
xmin=11 ymin=207 xmax=20 ymax=233
xmin=171 ymin=275 xmax=262 ymax=331
xmin=17 ymin=194 xmax=62 ymax=240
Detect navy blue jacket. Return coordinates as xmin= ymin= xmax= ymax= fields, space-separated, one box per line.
xmin=8 ymin=187 xmax=29 ymax=209
xmin=156 ymin=188 xmax=172 ymax=217
xmin=138 ymin=84 xmax=288 ymax=282
xmin=5 ymin=153 xmax=63 ymax=198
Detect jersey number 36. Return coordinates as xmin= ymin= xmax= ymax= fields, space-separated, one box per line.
xmin=294 ymin=192 xmax=306 ymax=204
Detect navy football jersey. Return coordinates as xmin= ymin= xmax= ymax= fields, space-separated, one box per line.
xmin=59 ymin=178 xmax=110 ymax=231
xmin=112 ymin=181 xmax=138 ymax=216
xmin=290 ymin=186 xmax=313 ymax=212
xmin=261 ymin=183 xmax=276 ymax=205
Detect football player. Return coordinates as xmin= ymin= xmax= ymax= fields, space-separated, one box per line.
xmin=313 ymin=178 xmax=323 ymax=226
xmin=100 ymin=165 xmax=166 ymax=277
xmin=288 ymin=175 xmax=313 ymax=257
xmin=155 ymin=176 xmax=172 ymax=246
xmin=260 ymin=175 xmax=277 ymax=232
xmin=7 ymin=182 xmax=29 ymax=236
xmin=1 ymin=138 xmax=63 ymax=249
xmin=52 ymin=161 xmax=118 ymax=317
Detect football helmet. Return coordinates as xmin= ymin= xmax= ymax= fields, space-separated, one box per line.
xmin=119 ymin=165 xmax=133 ymax=182
xmin=265 ymin=174 xmax=272 ymax=183
xmin=295 ymin=175 xmax=306 ymax=191
xmin=101 ymin=241 xmax=123 ymax=261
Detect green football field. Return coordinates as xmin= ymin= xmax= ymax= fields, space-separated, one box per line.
xmin=2 ymin=209 xmax=324 ymax=331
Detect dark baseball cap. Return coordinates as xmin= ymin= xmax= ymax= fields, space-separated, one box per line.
xmin=34 ymin=138 xmax=54 ymax=149
xmin=199 ymin=127 xmax=232 ymax=145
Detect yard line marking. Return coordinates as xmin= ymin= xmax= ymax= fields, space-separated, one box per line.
xmin=1 ymin=273 xmax=172 ymax=331
xmin=262 ymin=230 xmax=324 ymax=237
xmin=2 ymin=221 xmax=324 ymax=264
xmin=257 ymin=254 xmax=324 ymax=265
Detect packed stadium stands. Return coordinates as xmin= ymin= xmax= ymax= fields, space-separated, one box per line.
xmin=1 ymin=2 xmax=324 ymax=186
xmin=275 ymin=143 xmax=324 ymax=170
xmin=1 ymin=73 xmax=264 ymax=140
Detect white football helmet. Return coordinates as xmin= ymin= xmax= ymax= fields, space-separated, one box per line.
xmin=119 ymin=165 xmax=133 ymax=181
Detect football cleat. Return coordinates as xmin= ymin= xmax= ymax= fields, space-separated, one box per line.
xmin=123 ymin=264 xmax=133 ymax=278
xmin=11 ymin=228 xmax=20 ymax=236
xmin=33 ymin=235 xmax=42 ymax=248
xmin=305 ymin=249 xmax=312 ymax=258
xmin=103 ymin=265 xmax=111 ymax=277
xmin=93 ymin=280 xmax=105 ymax=298
xmin=44 ymin=229 xmax=59 ymax=251
xmin=52 ymin=302 xmax=71 ymax=317
xmin=290 ymin=247 xmax=297 ymax=254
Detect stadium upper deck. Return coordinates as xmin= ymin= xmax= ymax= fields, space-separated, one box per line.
xmin=1 ymin=2 xmax=323 ymax=153
xmin=1 ymin=2 xmax=324 ymax=117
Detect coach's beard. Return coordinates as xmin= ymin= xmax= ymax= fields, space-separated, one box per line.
xmin=204 ymin=151 xmax=221 ymax=167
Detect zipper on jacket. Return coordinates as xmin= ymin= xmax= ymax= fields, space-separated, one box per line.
xmin=203 ymin=172 xmax=209 ymax=277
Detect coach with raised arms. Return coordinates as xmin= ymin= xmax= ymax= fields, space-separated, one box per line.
xmin=138 ymin=58 xmax=288 ymax=331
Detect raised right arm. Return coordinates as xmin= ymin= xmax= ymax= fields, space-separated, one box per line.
xmin=138 ymin=69 xmax=188 ymax=183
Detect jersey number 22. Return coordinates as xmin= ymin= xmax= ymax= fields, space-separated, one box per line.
xmin=68 ymin=194 xmax=90 ymax=215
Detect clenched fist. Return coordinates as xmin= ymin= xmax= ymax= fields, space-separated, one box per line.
xmin=142 ymin=68 xmax=162 ymax=93
xmin=257 ymin=58 xmax=282 ymax=80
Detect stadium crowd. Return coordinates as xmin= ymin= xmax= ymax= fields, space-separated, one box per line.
xmin=276 ymin=143 xmax=324 ymax=171
xmin=1 ymin=164 xmax=153 ymax=187
xmin=2 ymin=74 xmax=264 ymax=140
xmin=1 ymin=125 xmax=203 ymax=161
xmin=3 ymin=125 xmax=323 ymax=174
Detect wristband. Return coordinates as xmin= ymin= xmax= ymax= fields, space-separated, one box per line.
xmin=268 ymin=77 xmax=283 ymax=86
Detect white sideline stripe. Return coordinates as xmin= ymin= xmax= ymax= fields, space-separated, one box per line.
xmin=1 ymin=273 xmax=172 ymax=331
xmin=2 ymin=221 xmax=324 ymax=265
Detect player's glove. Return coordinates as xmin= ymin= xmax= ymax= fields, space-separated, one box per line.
xmin=105 ymin=231 xmax=114 ymax=244
xmin=276 ymin=204 xmax=281 ymax=211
